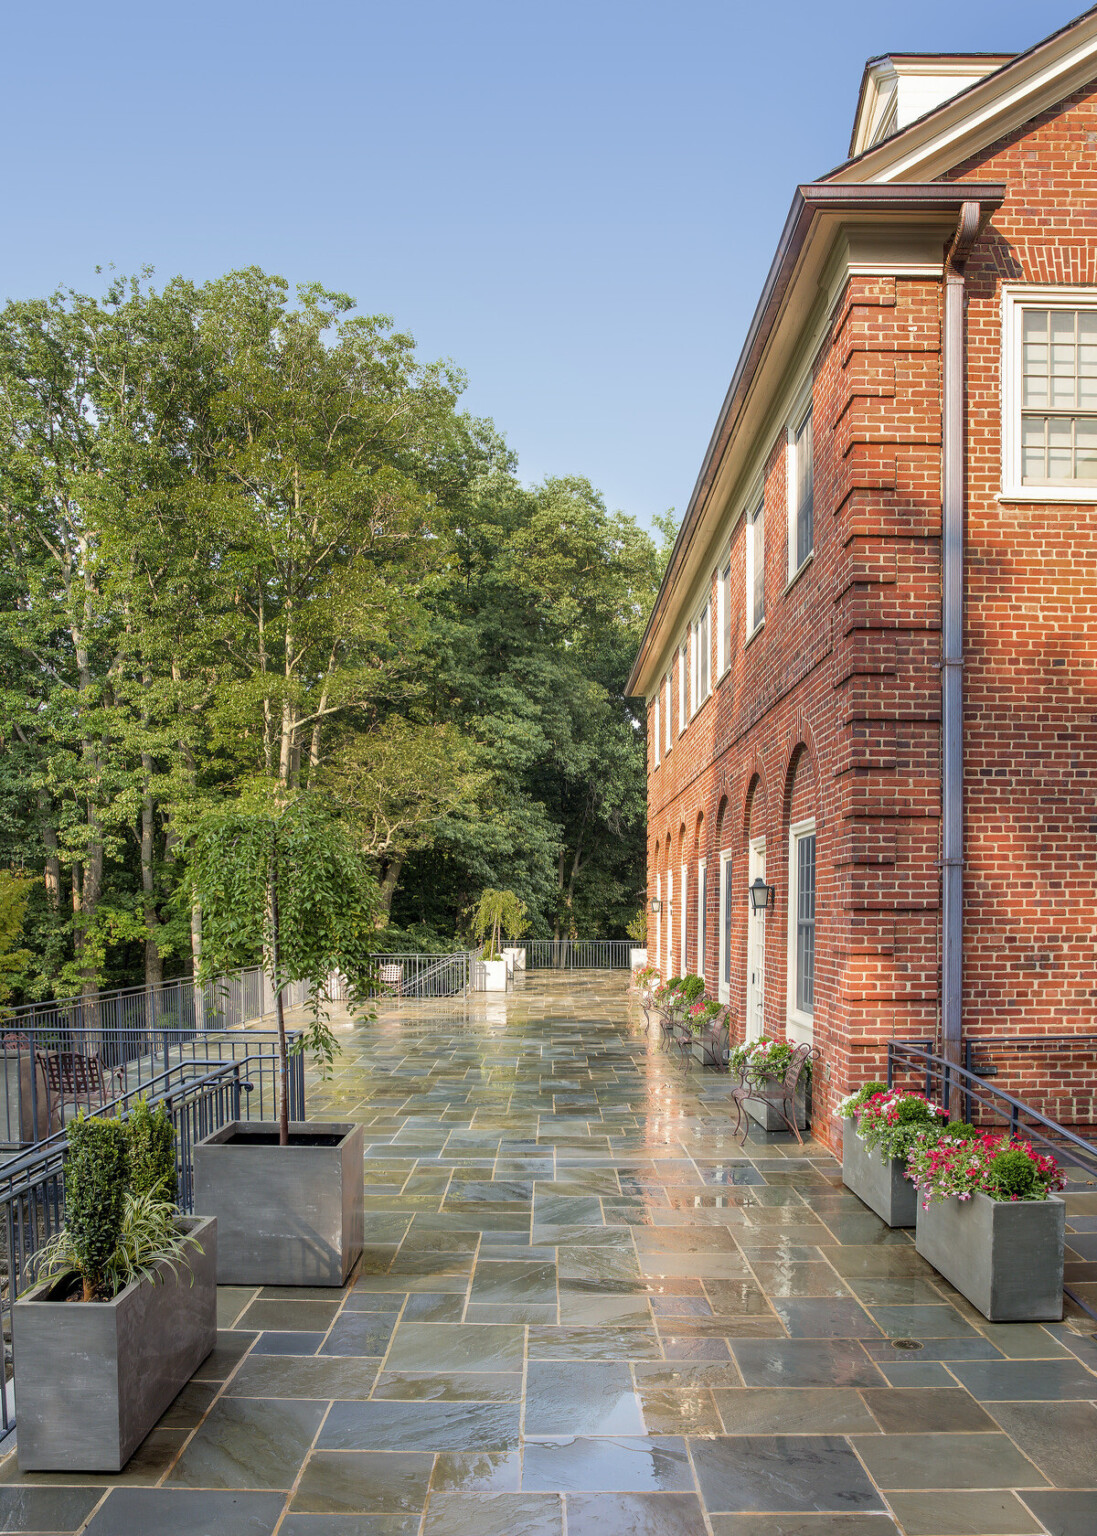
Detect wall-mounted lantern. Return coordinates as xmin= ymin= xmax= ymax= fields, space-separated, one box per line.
xmin=748 ymin=876 xmax=775 ymax=914
xmin=649 ymin=897 xmax=662 ymax=914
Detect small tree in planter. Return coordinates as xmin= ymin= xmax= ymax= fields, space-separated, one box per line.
xmin=837 ymin=1085 xmax=945 ymax=1227
xmin=188 ymin=794 xmax=378 ymax=1286
xmin=473 ymin=888 xmax=527 ymax=960
xmin=15 ymin=1105 xmax=216 ymax=1470
xmin=906 ymin=1128 xmax=1067 ymax=1320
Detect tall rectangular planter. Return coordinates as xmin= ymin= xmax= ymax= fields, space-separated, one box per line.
xmin=842 ymin=1127 xmax=916 ymax=1228
xmin=194 ymin=1121 xmax=363 ymax=1286
xmin=745 ymin=1082 xmax=808 ymax=1132
xmin=915 ymin=1189 xmax=1065 ymax=1321
xmin=13 ymin=1214 xmax=216 ymax=1472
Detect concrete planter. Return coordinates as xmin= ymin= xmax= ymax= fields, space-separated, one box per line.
xmin=13 ymin=1214 xmax=216 ymax=1472
xmin=745 ymin=1079 xmax=809 ymax=1132
xmin=474 ymin=959 xmax=509 ymax=991
xmin=842 ymin=1127 xmax=917 ymax=1228
xmin=502 ymin=946 xmax=526 ymax=972
xmin=629 ymin=948 xmax=648 ymax=971
xmin=692 ymin=1024 xmax=730 ymax=1069
xmin=194 ymin=1121 xmax=363 ymax=1287
xmin=915 ymin=1189 xmax=1065 ymax=1321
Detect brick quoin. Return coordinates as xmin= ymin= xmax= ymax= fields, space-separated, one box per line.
xmin=636 ymin=54 xmax=1097 ymax=1150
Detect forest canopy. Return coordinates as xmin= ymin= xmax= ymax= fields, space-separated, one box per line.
xmin=0 ymin=269 xmax=671 ymax=1003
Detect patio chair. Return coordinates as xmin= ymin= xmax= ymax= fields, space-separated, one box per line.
xmin=377 ymin=963 xmax=403 ymax=997
xmin=35 ymin=1050 xmax=125 ymax=1130
xmin=729 ymin=1041 xmax=814 ymax=1145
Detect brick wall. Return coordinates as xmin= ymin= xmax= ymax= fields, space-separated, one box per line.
xmin=645 ymin=83 xmax=1097 ymax=1148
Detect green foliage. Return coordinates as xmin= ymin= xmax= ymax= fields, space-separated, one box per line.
xmin=0 ymin=870 xmax=34 ymax=1006
xmin=985 ymin=1147 xmax=1043 ymax=1201
xmin=472 ymin=888 xmax=527 ymax=959
xmin=34 ymin=1184 xmax=201 ymax=1300
xmin=625 ymin=908 xmax=647 ymax=944
xmin=127 ymin=1098 xmax=177 ymax=1204
xmin=58 ymin=1114 xmax=130 ymax=1300
xmin=837 ymin=1081 xmax=887 ymax=1119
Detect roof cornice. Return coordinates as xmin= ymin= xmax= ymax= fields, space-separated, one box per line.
xmin=626 ymin=182 xmax=1006 ymax=700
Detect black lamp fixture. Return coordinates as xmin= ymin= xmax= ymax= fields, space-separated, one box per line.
xmin=748 ymin=875 xmax=775 ymax=914
xmin=649 ymin=897 xmax=662 ymax=915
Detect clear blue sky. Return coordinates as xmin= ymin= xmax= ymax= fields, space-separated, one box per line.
xmin=2 ymin=1 xmax=1082 ymax=527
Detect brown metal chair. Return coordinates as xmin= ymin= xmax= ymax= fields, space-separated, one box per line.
xmin=35 ymin=1050 xmax=125 ymax=1128
xmin=729 ymin=1041 xmax=814 ymax=1144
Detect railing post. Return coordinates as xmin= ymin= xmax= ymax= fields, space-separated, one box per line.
xmin=886 ymin=1043 xmax=894 ymax=1091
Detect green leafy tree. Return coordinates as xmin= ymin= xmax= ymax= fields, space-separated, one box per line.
xmin=472 ymin=888 xmax=527 ymax=959
xmin=188 ymin=793 xmax=379 ymax=1145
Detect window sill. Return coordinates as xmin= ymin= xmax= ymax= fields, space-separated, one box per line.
xmin=998 ymin=487 xmax=1097 ymax=504
xmin=782 ymin=551 xmax=814 ymax=598
xmin=786 ymin=1006 xmax=814 ymax=1033
xmin=744 ymin=618 xmax=765 ymax=652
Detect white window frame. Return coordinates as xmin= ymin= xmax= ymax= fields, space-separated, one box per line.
xmin=677 ymin=642 xmax=688 ymax=733
xmin=786 ymin=816 xmax=816 ymax=1042
xmin=690 ymin=599 xmax=711 ymax=716
xmin=652 ymin=693 xmax=660 ymax=768
xmin=665 ymin=868 xmax=673 ymax=975
xmin=718 ymin=848 xmax=733 ymax=1004
xmin=696 ymin=857 xmax=706 ymax=981
xmin=717 ymin=555 xmax=732 ymax=677
xmin=1002 ymin=284 xmax=1097 ymax=501
xmin=746 ymin=495 xmax=765 ymax=640
xmin=655 ymin=872 xmax=662 ymax=977
xmin=663 ymin=670 xmax=672 ymax=755
xmin=679 ymin=861 xmax=688 ymax=974
xmin=787 ymin=386 xmax=814 ymax=580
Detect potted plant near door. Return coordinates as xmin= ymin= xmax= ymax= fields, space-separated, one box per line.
xmin=729 ymin=1037 xmax=811 ymax=1130
xmin=838 ymin=1084 xmax=945 ymax=1227
xmin=189 ymin=795 xmax=375 ymax=1287
xmin=687 ymin=997 xmax=730 ymax=1068
xmin=906 ymin=1126 xmax=1066 ymax=1321
xmin=14 ymin=1102 xmax=216 ymax=1471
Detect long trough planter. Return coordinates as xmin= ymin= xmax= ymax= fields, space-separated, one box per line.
xmin=194 ymin=1120 xmax=364 ymax=1286
xmin=842 ymin=1127 xmax=917 ymax=1228
xmin=745 ymin=1081 xmax=809 ymax=1132
xmin=915 ymin=1189 xmax=1065 ymax=1321
xmin=13 ymin=1214 xmax=216 ymax=1472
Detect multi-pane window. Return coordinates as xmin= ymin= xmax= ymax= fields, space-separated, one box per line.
xmin=690 ymin=601 xmax=710 ymax=713
xmin=746 ymin=497 xmax=765 ymax=637
xmin=678 ymin=642 xmax=688 ymax=732
xmin=793 ymin=831 xmax=816 ymax=1015
xmin=1020 ymin=307 xmax=1097 ymax=484
xmin=790 ymin=405 xmax=814 ymax=573
xmin=718 ymin=558 xmax=732 ymax=675
xmin=722 ymin=856 xmax=734 ymax=986
xmin=652 ymin=694 xmax=660 ymax=768
xmin=697 ymin=859 xmax=706 ymax=981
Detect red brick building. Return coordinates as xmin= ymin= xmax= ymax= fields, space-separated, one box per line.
xmin=627 ymin=10 xmax=1097 ymax=1147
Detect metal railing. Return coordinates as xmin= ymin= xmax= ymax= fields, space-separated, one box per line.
xmin=0 ymin=1017 xmax=306 ymax=1150
xmin=0 ymin=1054 xmax=285 ymax=1435
xmin=333 ymin=953 xmax=472 ymax=1001
xmin=518 ymin=939 xmax=633 ymax=971
xmin=887 ymin=1040 xmax=1097 ymax=1181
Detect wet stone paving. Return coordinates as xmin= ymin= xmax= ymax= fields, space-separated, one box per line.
xmin=3 ymin=972 xmax=1097 ymax=1536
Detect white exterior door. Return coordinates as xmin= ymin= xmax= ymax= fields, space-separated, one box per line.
xmin=696 ymin=858 xmax=706 ymax=981
xmin=718 ymin=851 xmax=733 ymax=1004
xmin=746 ymin=837 xmax=766 ymax=1041
xmin=680 ymin=863 xmax=688 ymax=975
xmin=666 ymin=870 xmax=673 ymax=976
xmin=655 ymin=874 xmax=662 ymax=978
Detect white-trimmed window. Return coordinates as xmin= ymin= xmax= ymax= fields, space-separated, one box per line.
xmin=718 ymin=850 xmax=733 ymax=1003
xmin=717 ymin=556 xmax=732 ymax=676
xmin=678 ymin=642 xmax=687 ymax=732
xmin=652 ymin=694 xmax=660 ymax=768
xmin=663 ymin=670 xmax=672 ymax=754
xmin=787 ymin=818 xmax=816 ymax=1029
xmin=679 ymin=862 xmax=688 ymax=972
xmin=1003 ymin=286 xmax=1097 ymax=498
xmin=690 ymin=600 xmax=711 ymax=714
xmin=746 ymin=496 xmax=765 ymax=638
xmin=696 ymin=857 xmax=706 ymax=981
xmin=788 ymin=400 xmax=814 ymax=577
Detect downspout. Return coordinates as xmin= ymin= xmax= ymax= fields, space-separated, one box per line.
xmin=940 ymin=201 xmax=982 ymax=1072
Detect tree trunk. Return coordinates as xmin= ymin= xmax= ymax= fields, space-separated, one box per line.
xmin=377 ymin=853 xmax=404 ymax=925
xmin=140 ymin=754 xmax=163 ymax=995
xmin=270 ymin=838 xmax=289 ymax=1147
xmin=38 ymin=794 xmax=61 ymax=910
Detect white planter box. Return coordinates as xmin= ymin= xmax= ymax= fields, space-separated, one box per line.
xmin=502 ymin=946 xmax=526 ymax=972
xmin=915 ymin=1189 xmax=1065 ymax=1322
xmin=630 ymin=948 xmax=648 ymax=971
xmin=474 ymin=959 xmax=509 ymax=991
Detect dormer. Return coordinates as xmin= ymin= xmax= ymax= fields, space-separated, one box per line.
xmin=849 ymin=53 xmax=1014 ymax=158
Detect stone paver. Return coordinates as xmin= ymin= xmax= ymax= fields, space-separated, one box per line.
xmin=3 ymin=971 xmax=1096 ymax=1535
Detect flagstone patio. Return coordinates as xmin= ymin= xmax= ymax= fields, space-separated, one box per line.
xmin=2 ymin=972 xmax=1096 ymax=1536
